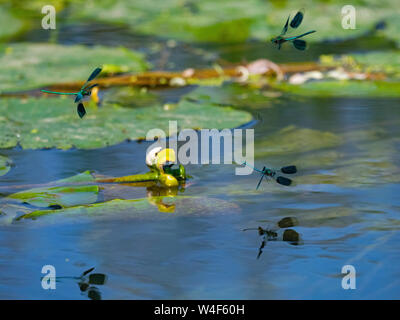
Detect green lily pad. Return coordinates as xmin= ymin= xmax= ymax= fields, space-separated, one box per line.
xmin=70 ymin=0 xmax=266 ymax=43
xmin=0 ymin=155 xmax=12 ymax=176
xmin=0 ymin=6 xmax=24 ymax=40
xmin=0 ymin=43 xmax=149 ymax=93
xmin=0 ymin=169 xmax=239 ymax=223
xmin=9 ymin=185 xmax=99 ymax=208
xmin=68 ymin=0 xmax=400 ymax=43
xmin=18 ymin=196 xmax=240 ymax=221
xmin=251 ymin=0 xmax=400 ymax=44
xmin=321 ymin=51 xmax=400 ymax=79
xmin=7 ymin=171 xmax=98 ymax=208
xmin=184 ymin=84 xmax=275 ymax=109
xmin=274 ymin=80 xmax=400 ymax=98
xmin=102 ymin=86 xmax=161 ymax=108
xmin=0 ymin=93 xmax=252 ymax=149
xmin=0 ymin=171 xmax=99 ymax=221
xmin=6 ymin=0 xmax=66 ymax=14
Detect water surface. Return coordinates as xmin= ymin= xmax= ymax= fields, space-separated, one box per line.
xmin=1 ymin=23 xmax=400 ymax=300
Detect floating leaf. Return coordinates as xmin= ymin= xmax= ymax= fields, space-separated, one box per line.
xmin=184 ymin=84 xmax=274 ymax=109
xmin=8 ymin=185 xmax=99 ymax=208
xmin=320 ymin=51 xmax=400 ymax=79
xmin=68 ymin=0 xmax=400 ymax=43
xmin=0 ymin=6 xmax=24 ymax=40
xmin=274 ymin=80 xmax=400 ymax=98
xmin=0 ymin=43 xmax=149 ymax=93
xmin=0 ymin=155 xmax=12 ymax=177
xmin=17 ymin=196 xmax=239 ymax=221
xmin=70 ymin=0 xmax=264 ymax=43
xmin=0 ymin=171 xmax=98 ymax=221
xmin=0 ymin=95 xmax=252 ymax=149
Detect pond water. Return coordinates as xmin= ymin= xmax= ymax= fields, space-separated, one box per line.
xmin=1 ymin=24 xmax=400 ymax=299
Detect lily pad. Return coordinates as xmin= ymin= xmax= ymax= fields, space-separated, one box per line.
xmin=274 ymin=80 xmax=400 ymax=98
xmin=0 ymin=169 xmax=239 ymax=223
xmin=320 ymin=51 xmax=400 ymax=79
xmin=68 ymin=0 xmax=400 ymax=43
xmin=7 ymin=171 xmax=98 ymax=208
xmin=0 ymin=43 xmax=149 ymax=93
xmin=0 ymin=6 xmax=24 ymax=40
xmin=0 ymin=155 xmax=12 ymax=177
xmin=184 ymin=84 xmax=275 ymax=109
xmin=70 ymin=0 xmax=266 ymax=43
xmin=9 ymin=185 xmax=99 ymax=208
xmin=17 ymin=196 xmax=240 ymax=221
xmin=251 ymin=0 xmax=400 ymax=44
xmin=0 ymin=94 xmax=252 ymax=149
xmin=0 ymin=171 xmax=98 ymax=221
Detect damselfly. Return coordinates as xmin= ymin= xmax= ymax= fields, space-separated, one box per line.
xmin=41 ymin=67 xmax=102 ymax=118
xmin=271 ymin=9 xmax=316 ymax=50
xmin=241 ymin=161 xmax=297 ymax=189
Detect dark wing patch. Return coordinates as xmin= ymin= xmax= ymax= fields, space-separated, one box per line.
xmin=293 ymin=39 xmax=307 ymax=50
xmin=281 ymin=165 xmax=297 ymax=174
xmin=281 ymin=15 xmax=290 ymax=35
xmin=77 ymin=103 xmax=87 ymax=118
xmin=290 ymin=9 xmax=304 ymax=28
xmin=276 ymin=176 xmax=292 ymax=186
xmin=87 ymin=67 xmax=102 ymax=82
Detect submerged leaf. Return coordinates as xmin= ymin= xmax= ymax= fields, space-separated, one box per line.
xmin=256 ymin=125 xmax=342 ymax=156
xmin=0 ymin=155 xmax=12 ymax=177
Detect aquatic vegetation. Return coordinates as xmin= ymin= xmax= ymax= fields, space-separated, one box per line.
xmin=256 ymin=126 xmax=342 ymax=157
xmin=275 ymin=80 xmax=400 ymax=97
xmin=0 ymin=43 xmax=149 ymax=93
xmin=0 ymin=6 xmax=24 ymax=40
xmin=291 ymin=206 xmax=360 ymax=229
xmin=0 ymin=150 xmax=235 ymax=222
xmin=2 ymin=179 xmax=238 ymax=222
xmin=6 ymin=171 xmax=99 ymax=208
xmin=183 ymin=84 xmax=276 ymax=110
xmin=16 ymin=196 xmax=239 ymax=222
xmin=271 ymin=9 xmax=316 ymax=50
xmin=66 ymin=0 xmax=400 ymax=44
xmin=296 ymin=151 xmax=400 ymax=188
xmin=0 ymin=155 xmax=12 ymax=177
xmin=0 ymin=95 xmax=252 ymax=149
xmin=320 ymin=51 xmax=400 ymax=80
xmin=98 ymin=147 xmax=188 ymax=188
xmin=41 ymin=67 xmax=103 ymax=118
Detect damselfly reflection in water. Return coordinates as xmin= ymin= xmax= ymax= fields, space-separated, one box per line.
xmin=243 ymin=217 xmax=301 ymax=259
xmin=240 ymin=161 xmax=297 ymax=189
xmin=41 ymin=267 xmax=107 ymax=300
